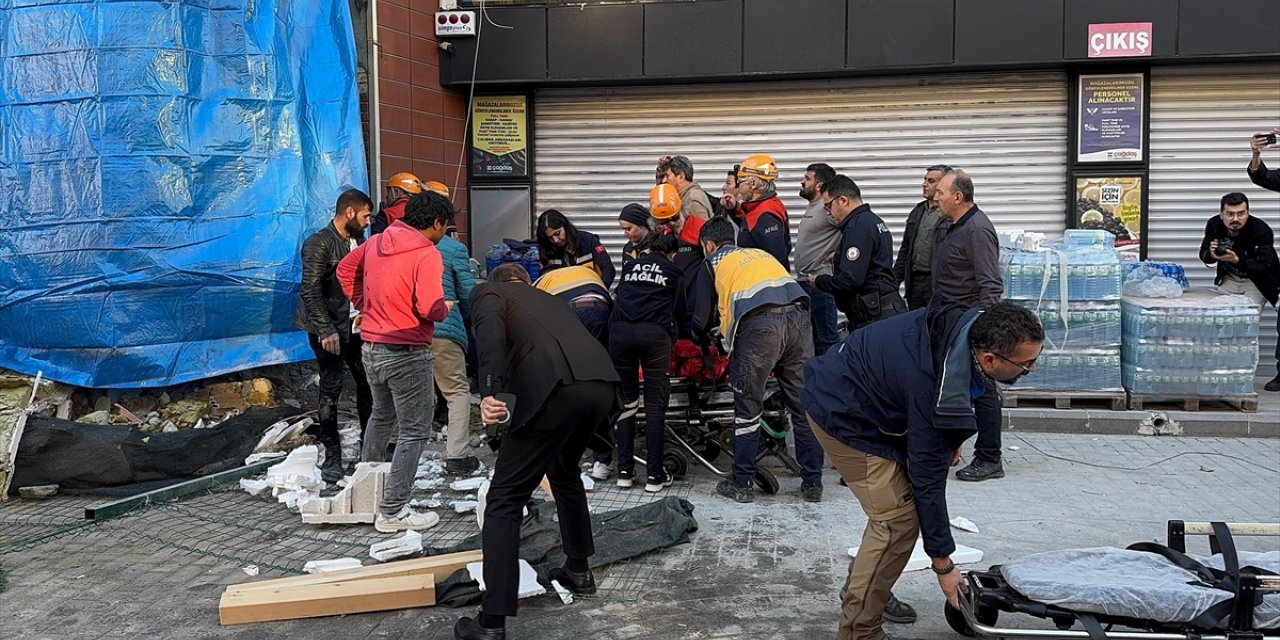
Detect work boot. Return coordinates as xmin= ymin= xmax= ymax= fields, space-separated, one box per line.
xmin=801 ymin=483 xmax=823 ymax=503
xmin=716 ymin=478 xmax=754 ymax=503
xmin=1265 ymin=375 xmax=1280 ymax=392
xmin=955 ymin=458 xmax=1004 ymax=482
xmin=548 ymin=565 xmax=598 ymax=595
xmin=884 ymin=592 xmax=918 ymax=624
xmin=454 ymin=617 xmax=505 ymax=640
xmin=320 ymin=444 xmax=345 ymax=483
xmin=446 ymin=455 xmax=481 ymax=475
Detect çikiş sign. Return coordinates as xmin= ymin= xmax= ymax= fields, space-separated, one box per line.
xmin=1088 ymin=23 xmax=1152 ymax=58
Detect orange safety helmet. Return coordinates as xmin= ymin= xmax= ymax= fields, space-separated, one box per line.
xmin=736 ymin=154 xmax=778 ymax=182
xmin=422 ymin=180 xmax=450 ymax=198
xmin=385 ymin=172 xmax=422 ymax=194
xmin=650 ymin=183 xmax=683 ymax=220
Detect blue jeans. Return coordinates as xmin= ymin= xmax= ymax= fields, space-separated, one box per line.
xmin=800 ymin=282 xmax=840 ymax=356
xmin=360 ymin=343 xmax=435 ymax=516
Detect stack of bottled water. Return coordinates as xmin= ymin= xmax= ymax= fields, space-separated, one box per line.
xmin=1002 ymin=230 xmax=1123 ymax=392
xmin=484 ymin=242 xmax=541 ymax=280
xmin=1121 ymin=289 xmax=1261 ymax=396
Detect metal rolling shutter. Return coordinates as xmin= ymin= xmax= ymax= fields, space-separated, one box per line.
xmin=532 ymin=72 xmax=1068 ymax=263
xmin=1148 ymin=64 xmax=1280 ymax=378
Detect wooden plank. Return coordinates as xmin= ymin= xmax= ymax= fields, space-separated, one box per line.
xmin=1126 ymin=393 xmax=1258 ymax=413
xmin=1002 ymin=390 xmax=1128 ymax=411
xmin=219 ymin=573 xmax=436 ymax=625
xmin=228 ymin=549 xmax=482 ymax=594
xmin=85 ymin=459 xmax=278 ymax=521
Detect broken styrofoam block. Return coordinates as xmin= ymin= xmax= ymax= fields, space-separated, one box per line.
xmin=369 ymin=530 xmax=423 ymax=562
xmin=239 ymin=478 xmax=269 ymax=497
xmin=849 ymin=539 xmax=983 ymax=572
xmin=303 ymin=558 xmax=364 ymax=574
xmin=277 ymin=490 xmax=314 ymax=511
xmin=300 ymin=462 xmax=391 ymax=525
xmin=1008 ymin=445 xmax=1021 ymax=451
xmin=950 ymin=516 xmax=980 ymax=534
xmin=450 ymin=477 xmax=486 ymax=492
xmin=244 ymin=451 xmax=286 ymax=465
xmin=467 ymin=559 xmax=543 ymax=599
xmin=253 ymin=417 xmax=314 ymax=453
xmin=452 ymin=500 xmax=479 ymax=514
xmin=410 ymin=497 xmax=443 ymax=510
xmin=414 ymin=477 xmax=444 ymax=491
xmin=551 ymin=580 xmax=574 ymax=605
xmin=580 ymin=474 xmax=595 ymax=492
xmin=265 ymin=445 xmax=324 ymax=492
xmin=242 ymin=565 xmax=260 ymax=576
xmin=476 ymin=480 xmax=490 ymax=531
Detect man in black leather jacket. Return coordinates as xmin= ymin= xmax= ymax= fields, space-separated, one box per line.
xmin=293 ymin=188 xmax=375 ymax=481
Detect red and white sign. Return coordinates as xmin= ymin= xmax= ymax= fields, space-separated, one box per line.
xmin=1088 ymin=22 xmax=1153 ymax=58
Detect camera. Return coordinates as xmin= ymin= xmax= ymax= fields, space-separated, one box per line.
xmin=1213 ymin=238 xmax=1234 ymax=258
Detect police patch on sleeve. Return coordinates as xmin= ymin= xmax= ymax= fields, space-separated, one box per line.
xmin=845 ymin=247 xmax=861 ymax=261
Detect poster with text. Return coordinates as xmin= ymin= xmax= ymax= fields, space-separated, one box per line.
xmin=1077 ymin=74 xmax=1145 ymax=163
xmin=1075 ymin=176 xmax=1143 ymax=249
xmin=472 ymin=96 xmax=528 ymax=178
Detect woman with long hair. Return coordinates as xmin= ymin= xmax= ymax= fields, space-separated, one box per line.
xmin=536 ymin=209 xmax=616 ymax=287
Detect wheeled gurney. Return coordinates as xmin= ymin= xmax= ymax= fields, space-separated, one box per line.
xmin=948 ymin=521 xmax=1280 ymax=640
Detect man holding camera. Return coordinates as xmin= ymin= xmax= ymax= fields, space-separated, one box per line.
xmin=1199 ymin=192 xmax=1280 ymax=392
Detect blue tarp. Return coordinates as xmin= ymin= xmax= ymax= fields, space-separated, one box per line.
xmin=0 ymin=0 xmax=368 ymax=388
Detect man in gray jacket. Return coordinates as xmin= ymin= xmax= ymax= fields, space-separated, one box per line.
xmin=893 ymin=165 xmax=951 ymax=310
xmin=930 ymin=170 xmax=1007 ymax=482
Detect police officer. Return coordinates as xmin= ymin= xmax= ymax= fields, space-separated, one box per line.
xmin=808 ymin=175 xmax=906 ymax=330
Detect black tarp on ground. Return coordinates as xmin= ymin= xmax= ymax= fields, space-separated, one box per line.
xmin=433 ymin=496 xmax=699 ymax=606
xmin=9 ymin=407 xmax=294 ymax=496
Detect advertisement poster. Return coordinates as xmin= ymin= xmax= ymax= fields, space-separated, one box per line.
xmin=471 ymin=96 xmax=528 ymax=178
xmin=1075 ymin=176 xmax=1143 ymax=249
xmin=1077 ymin=74 xmax=1144 ymax=163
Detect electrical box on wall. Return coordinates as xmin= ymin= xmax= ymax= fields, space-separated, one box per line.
xmin=436 ymin=11 xmax=476 ymax=37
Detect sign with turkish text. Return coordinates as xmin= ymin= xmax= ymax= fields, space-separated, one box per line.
xmin=1075 ymin=176 xmax=1144 ymax=249
xmin=472 ymin=96 xmax=528 ymax=178
xmin=1077 ymin=74 xmax=1145 ymax=163
xmin=1088 ymin=22 xmax=1153 ymax=58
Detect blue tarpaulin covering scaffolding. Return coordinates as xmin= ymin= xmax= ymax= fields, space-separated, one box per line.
xmin=0 ymin=0 xmax=368 ymax=388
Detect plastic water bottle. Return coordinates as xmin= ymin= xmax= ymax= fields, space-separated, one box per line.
xmin=523 ymin=245 xmax=541 ymax=280
xmin=486 ymin=243 xmax=508 ymax=277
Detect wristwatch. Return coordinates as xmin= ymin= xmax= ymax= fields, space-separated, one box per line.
xmin=931 ymin=559 xmax=956 ymax=575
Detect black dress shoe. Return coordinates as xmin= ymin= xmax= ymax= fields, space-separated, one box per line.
xmin=1266 ymin=375 xmax=1280 ymax=392
xmin=955 ymin=458 xmax=1004 ymax=482
xmin=549 ymin=566 xmax=597 ymax=595
xmin=883 ymin=592 xmax=918 ymax=624
xmin=455 ymin=616 xmax=505 ymax=640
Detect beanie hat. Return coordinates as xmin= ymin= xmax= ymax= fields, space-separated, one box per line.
xmin=618 ymin=202 xmax=649 ymax=227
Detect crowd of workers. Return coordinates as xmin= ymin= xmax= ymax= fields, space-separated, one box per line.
xmin=292 ymin=132 xmax=1280 ymax=640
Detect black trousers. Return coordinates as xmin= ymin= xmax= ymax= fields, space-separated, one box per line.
xmin=481 ymin=380 xmax=615 ymax=617
xmin=905 ymin=271 xmax=933 ymax=311
xmin=972 ymin=378 xmax=1003 ymax=464
xmin=307 ymin=332 xmax=373 ymax=448
xmin=609 ymin=321 xmax=672 ymax=478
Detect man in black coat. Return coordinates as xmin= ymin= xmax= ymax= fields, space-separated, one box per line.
xmin=292 ymin=188 xmax=374 ymax=482
xmin=454 ymin=263 xmax=621 ymax=640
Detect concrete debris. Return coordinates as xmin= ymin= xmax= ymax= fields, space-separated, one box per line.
xmin=78 ymin=410 xmax=112 ymax=425
xmin=162 ymin=422 xmax=179 ymax=433
xmin=282 ymin=398 xmax=302 ymax=409
xmin=551 ymin=580 xmax=574 ymax=605
xmin=369 ymin=530 xmax=423 ymax=562
xmin=850 ymin=539 xmax=983 ymax=572
xmin=254 ymin=417 xmax=314 ymax=453
xmin=1200 ymin=465 xmax=1215 ymax=473
xmin=158 ymin=392 xmax=171 ymax=406
xmin=452 ymin=500 xmax=478 ymax=514
xmin=1007 ymin=445 xmax=1021 ymax=451
xmin=950 ymin=516 xmax=980 ymax=533
xmin=300 ymin=461 xmax=390 ymax=525
xmin=239 ymin=478 xmax=270 ymax=497
xmin=467 ymin=559 xmax=543 ymax=599
xmin=114 ymin=404 xmax=143 ymax=424
xmin=449 ymin=477 xmax=486 ymax=492
xmin=242 ymin=565 xmax=260 ymax=577
xmin=265 ymin=445 xmax=324 ymax=493
xmin=18 ymin=484 xmax=58 ymax=499
xmin=244 ymin=451 xmax=286 ymax=465
xmin=160 ymin=398 xmax=210 ymax=428
xmin=208 ymin=379 xmax=277 ymax=417
xmin=93 ymin=395 xmax=112 ymax=413
xmin=302 ymin=558 xmax=363 ymax=574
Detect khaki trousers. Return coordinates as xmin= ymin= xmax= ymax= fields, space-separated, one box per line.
xmin=431 ymin=339 xmax=472 ymax=460
xmin=810 ymin=415 xmax=920 ymax=640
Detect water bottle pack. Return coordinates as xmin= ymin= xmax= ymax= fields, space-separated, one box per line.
xmin=1010 ymin=348 xmax=1123 ymax=392
xmin=1120 ymin=288 xmax=1262 ymax=396
xmin=485 ymin=240 xmax=541 ymax=280
xmin=1001 ymin=248 xmax=1123 ymax=302
xmin=1014 ymin=300 xmax=1121 ymax=349
xmin=1122 ymin=261 xmax=1190 ymax=289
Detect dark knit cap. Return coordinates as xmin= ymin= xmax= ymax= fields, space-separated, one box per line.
xmin=618 ymin=203 xmax=649 ymax=226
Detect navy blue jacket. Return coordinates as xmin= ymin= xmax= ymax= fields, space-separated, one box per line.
xmin=802 ymin=306 xmax=983 ymax=558
xmin=815 ymin=202 xmax=899 ymax=317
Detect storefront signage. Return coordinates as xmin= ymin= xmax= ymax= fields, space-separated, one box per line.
xmin=471 ymin=96 xmax=528 ymax=178
xmin=1087 ymin=22 xmax=1152 ymax=58
xmin=1077 ymin=74 xmax=1145 ymax=163
xmin=1075 ymin=176 xmax=1144 ymax=250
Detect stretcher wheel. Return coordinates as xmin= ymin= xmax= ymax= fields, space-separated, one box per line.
xmin=753 ymin=468 xmax=780 ymax=495
xmin=696 ymin=439 xmax=722 ymax=462
xmin=944 ymin=602 xmax=997 ymax=637
xmin=662 ymin=450 xmax=688 ymax=480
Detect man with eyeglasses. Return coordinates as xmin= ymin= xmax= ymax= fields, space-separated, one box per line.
xmin=802 ymin=302 xmax=1044 ymax=640
xmin=807 ymin=175 xmax=906 ymax=331
xmin=1198 ymin=192 xmax=1279 ymax=392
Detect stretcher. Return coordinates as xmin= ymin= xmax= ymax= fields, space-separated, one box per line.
xmin=947 ymin=521 xmax=1280 ymax=640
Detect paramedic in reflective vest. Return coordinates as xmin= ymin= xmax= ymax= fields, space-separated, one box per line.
xmin=536 ymin=209 xmax=617 ymax=287
xmin=803 ymin=302 xmax=1044 ymax=640
xmin=692 ymin=217 xmax=825 ymax=504
xmin=651 ymin=183 xmax=706 ymax=337
xmin=723 ymin=154 xmax=793 ymax=271
xmin=810 ymin=175 xmax=907 ymax=331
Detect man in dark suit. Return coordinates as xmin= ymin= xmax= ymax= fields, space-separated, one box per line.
xmin=454 ymin=263 xmax=621 ymax=640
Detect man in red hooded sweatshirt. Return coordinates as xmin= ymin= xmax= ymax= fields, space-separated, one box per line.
xmin=338 ymin=191 xmax=453 ymax=533
xmin=722 ymin=154 xmax=792 ymax=272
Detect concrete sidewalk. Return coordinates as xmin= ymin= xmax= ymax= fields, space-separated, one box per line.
xmin=2 ymin=432 xmax=1277 ymax=640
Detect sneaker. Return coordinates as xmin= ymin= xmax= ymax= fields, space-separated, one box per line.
xmin=884 ymin=592 xmax=918 ymax=624
xmin=1266 ymin=375 xmax=1280 ymax=392
xmin=801 ymin=484 xmax=823 ymax=503
xmin=644 ymin=474 xmax=673 ymax=493
xmin=616 ymin=470 xmax=635 ymax=489
xmin=375 ymin=505 xmax=441 ymax=533
xmin=955 ymin=458 xmax=1004 ymax=482
xmin=716 ymin=478 xmax=754 ymax=503
xmin=446 ymin=455 xmax=481 ymax=475
xmin=589 ymin=461 xmax=614 ymax=481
